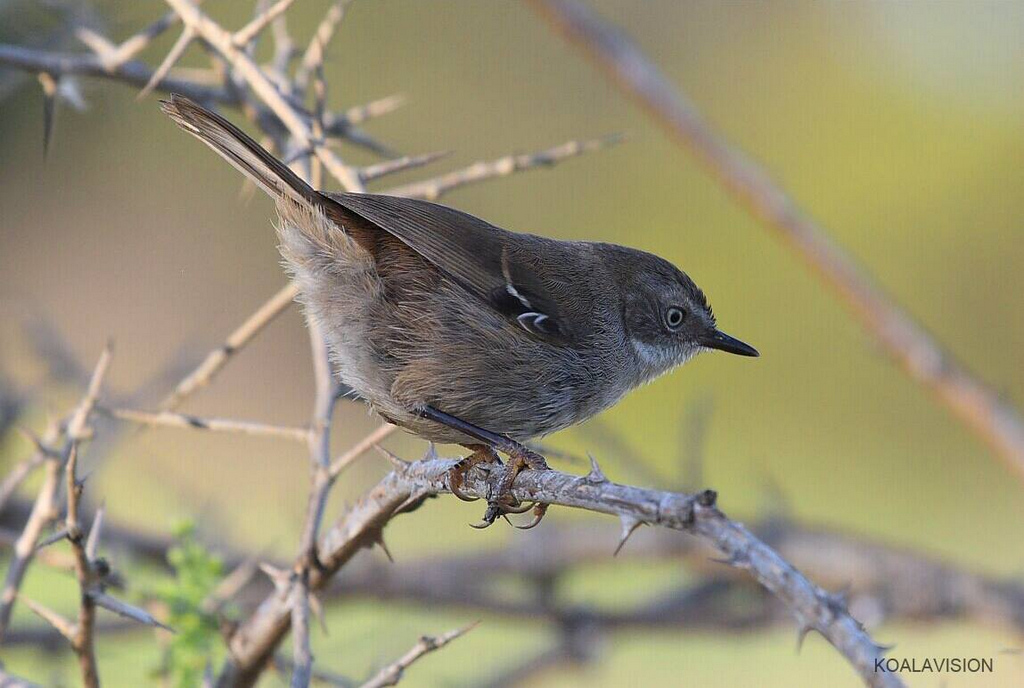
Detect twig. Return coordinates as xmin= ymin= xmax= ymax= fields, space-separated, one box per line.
xmin=77 ymin=8 xmax=186 ymax=71
xmin=294 ymin=1 xmax=353 ymax=97
xmin=234 ymin=0 xmax=297 ymax=49
xmin=0 ymin=451 xmax=46 ymax=515
xmin=358 ymin=623 xmax=477 ymax=688
xmin=0 ymin=43 xmax=229 ymax=104
xmin=387 ymin=134 xmax=623 ymax=201
xmin=329 ymin=423 xmax=396 ymax=479
xmin=527 ymin=0 xmax=1024 ymax=481
xmin=159 ymin=284 xmax=297 ymax=411
xmin=361 ymin=151 xmax=451 ymax=183
xmin=0 ymin=345 xmax=112 ymax=641
xmin=102 ymin=407 xmax=309 ymax=442
xmin=163 ymin=0 xmax=365 ymax=192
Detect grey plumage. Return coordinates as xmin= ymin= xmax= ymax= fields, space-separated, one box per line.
xmin=160 ymin=95 xmax=757 ymax=446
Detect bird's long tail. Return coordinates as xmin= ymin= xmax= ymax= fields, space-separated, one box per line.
xmin=159 ymin=94 xmax=320 ymax=209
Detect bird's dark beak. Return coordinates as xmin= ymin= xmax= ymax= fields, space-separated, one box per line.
xmin=703 ymin=329 xmax=759 ymax=357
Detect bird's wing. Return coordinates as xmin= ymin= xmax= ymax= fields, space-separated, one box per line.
xmin=324 ymin=192 xmax=574 ymax=345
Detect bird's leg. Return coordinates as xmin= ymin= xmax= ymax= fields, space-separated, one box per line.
xmin=449 ymin=444 xmax=501 ymax=502
xmin=418 ymin=405 xmax=550 ymax=528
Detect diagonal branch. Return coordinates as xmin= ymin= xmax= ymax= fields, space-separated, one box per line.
xmin=159 ymin=284 xmax=297 ymax=411
xmin=358 ymin=623 xmax=477 ymax=688
xmin=527 ymin=0 xmax=1024 ymax=481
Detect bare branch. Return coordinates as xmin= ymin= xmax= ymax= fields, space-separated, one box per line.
xmin=234 ymin=0 xmax=297 ymax=49
xmin=159 ymin=284 xmax=297 ymax=411
xmin=0 ymin=450 xmax=46 ymax=515
xmin=0 ymin=345 xmax=112 ymax=641
xmin=103 ymin=407 xmax=309 ymax=442
xmin=387 ymin=134 xmax=623 ymax=201
xmin=528 ymin=0 xmax=1024 ymax=481
xmin=361 ymin=151 xmax=451 ymax=183
xmin=163 ymin=0 xmax=365 ymax=192
xmin=0 ymin=43 xmax=229 ymax=103
xmin=359 ymin=623 xmax=477 ymax=688
xmin=136 ymin=26 xmax=195 ymax=100
xmin=329 ymin=423 xmax=396 ymax=479
xmin=21 ymin=597 xmax=76 ymax=643
xmin=217 ymin=455 xmax=900 ymax=688
xmin=294 ymin=1 xmax=354 ymax=96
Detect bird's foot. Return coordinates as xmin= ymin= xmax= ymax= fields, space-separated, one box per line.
xmin=470 ymin=445 xmax=550 ymax=530
xmin=447 ymin=444 xmax=501 ymax=502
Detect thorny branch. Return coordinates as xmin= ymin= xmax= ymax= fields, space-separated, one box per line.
xmin=217 ymin=452 xmax=901 ymax=688
xmin=528 ymin=0 xmax=1024 ymax=481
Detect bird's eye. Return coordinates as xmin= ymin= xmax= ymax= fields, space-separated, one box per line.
xmin=664 ymin=306 xmax=686 ymax=330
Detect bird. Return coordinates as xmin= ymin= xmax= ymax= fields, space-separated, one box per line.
xmin=160 ymin=94 xmax=758 ymax=528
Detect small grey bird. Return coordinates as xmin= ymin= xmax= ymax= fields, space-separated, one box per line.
xmin=161 ymin=95 xmax=757 ymax=527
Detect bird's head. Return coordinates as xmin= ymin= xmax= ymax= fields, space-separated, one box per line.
xmin=602 ymin=245 xmax=758 ymax=380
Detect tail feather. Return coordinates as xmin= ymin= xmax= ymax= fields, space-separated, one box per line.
xmin=159 ymin=94 xmax=318 ymax=208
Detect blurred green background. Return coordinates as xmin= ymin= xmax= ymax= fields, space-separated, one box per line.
xmin=2 ymin=0 xmax=1023 ymax=685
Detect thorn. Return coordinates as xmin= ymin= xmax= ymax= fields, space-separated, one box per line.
xmin=36 ymin=528 xmax=69 ymax=550
xmin=708 ymin=549 xmax=749 ymax=569
xmin=16 ymin=426 xmax=59 ymax=458
xmin=91 ymin=591 xmax=175 ymax=632
xmin=22 ymin=596 xmax=76 ymax=642
xmin=373 ymin=443 xmax=410 ymax=470
xmin=308 ymin=591 xmax=328 ymax=635
xmin=259 ymin=563 xmax=291 ymax=594
xmin=38 ymin=72 xmax=57 ymax=157
xmin=585 ymin=453 xmax=608 ymax=483
xmin=374 ymin=534 xmax=394 ymax=563
xmin=795 ymin=622 xmax=814 ymax=652
xmin=85 ymin=502 xmax=106 ymax=562
xmin=873 ymin=641 xmax=896 ymax=655
xmin=613 ymin=515 xmax=642 ymax=556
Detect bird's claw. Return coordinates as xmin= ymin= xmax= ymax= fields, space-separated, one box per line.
xmin=511 ymin=503 xmax=548 ymax=530
xmin=455 ymin=442 xmax=552 ymax=530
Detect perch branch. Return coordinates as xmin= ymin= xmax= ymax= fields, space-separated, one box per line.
xmin=217 ymin=454 xmax=901 ymax=688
